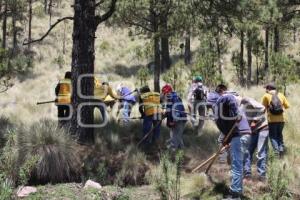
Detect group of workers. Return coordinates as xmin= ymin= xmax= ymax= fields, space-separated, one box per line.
xmin=55 ymin=71 xmax=290 ymax=200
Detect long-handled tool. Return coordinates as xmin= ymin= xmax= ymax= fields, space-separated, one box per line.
xmin=36 ymin=100 xmax=56 ymax=105
xmin=204 ymin=122 xmax=237 ymax=174
xmin=137 ymin=116 xmax=166 ymax=147
xmin=192 ymin=144 xmax=230 ymax=173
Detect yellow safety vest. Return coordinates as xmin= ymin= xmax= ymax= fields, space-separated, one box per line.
xmin=56 ymin=78 xmax=71 ymax=105
xmin=94 ymin=78 xmax=118 ymax=102
xmin=140 ymin=92 xmax=162 ymax=116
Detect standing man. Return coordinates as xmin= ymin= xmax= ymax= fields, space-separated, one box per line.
xmin=214 ymin=84 xmax=251 ymax=199
xmin=55 ymin=71 xmax=72 ymax=128
xmin=241 ymin=97 xmax=269 ymax=181
xmin=262 ymin=83 xmax=290 ymax=158
xmin=187 ymin=75 xmax=207 ymax=135
xmin=117 ymin=84 xmax=137 ymax=125
xmin=138 ymin=86 xmax=162 ymax=148
xmin=161 ymin=84 xmax=187 ymax=151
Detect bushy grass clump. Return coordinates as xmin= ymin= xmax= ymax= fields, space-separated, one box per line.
xmin=0 ymin=116 xmax=13 ymax=149
xmin=115 ymin=145 xmax=149 ymax=187
xmin=17 ymin=119 xmax=81 ymax=185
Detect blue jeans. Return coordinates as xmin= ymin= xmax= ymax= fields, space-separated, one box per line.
xmin=142 ymin=115 xmax=161 ymax=145
xmin=230 ymin=134 xmax=251 ymax=194
xmin=167 ymin=121 xmax=186 ymax=150
xmin=244 ymin=129 xmax=269 ymax=178
xmin=120 ymin=101 xmax=134 ymax=125
xmin=269 ymin=122 xmax=285 ymax=154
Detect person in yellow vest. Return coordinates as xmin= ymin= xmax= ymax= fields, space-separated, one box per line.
xmin=94 ymin=78 xmax=119 ymax=121
xmin=262 ymin=83 xmax=290 ymax=158
xmin=138 ymin=86 xmax=162 ymax=147
xmin=55 ymin=71 xmax=72 ymax=127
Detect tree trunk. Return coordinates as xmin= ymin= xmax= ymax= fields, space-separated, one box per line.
xmin=152 ymin=13 xmax=160 ymax=92
xmin=184 ymin=32 xmax=191 ymax=65
xmin=216 ymin=34 xmax=222 ymax=75
xmin=70 ymin=0 xmax=96 ymax=145
xmin=274 ymin=25 xmax=280 ymax=53
xmin=2 ymin=0 xmax=7 ymax=49
xmin=160 ymin=15 xmax=171 ymax=71
xmin=49 ymin=0 xmax=53 ymax=26
xmin=240 ymin=31 xmax=245 ymax=87
xmin=264 ymin=27 xmax=269 ymax=71
xmin=28 ymin=0 xmax=33 ymax=50
xmin=63 ymin=21 xmax=66 ymax=54
xmin=246 ymin=31 xmax=252 ymax=88
xmin=293 ymin=26 xmax=297 ymax=44
xmin=44 ymin=0 xmax=48 ymax=13
xmin=12 ymin=6 xmax=18 ymax=53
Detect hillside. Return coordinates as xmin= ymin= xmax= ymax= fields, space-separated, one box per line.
xmin=0 ymin=0 xmax=300 ymax=200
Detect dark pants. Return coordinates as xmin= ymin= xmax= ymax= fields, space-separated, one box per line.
xmin=57 ymin=105 xmax=71 ymax=128
xmin=268 ymin=122 xmax=285 ymax=154
xmin=142 ymin=115 xmax=161 ymax=145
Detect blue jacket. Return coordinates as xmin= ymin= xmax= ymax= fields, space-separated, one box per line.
xmin=165 ymin=92 xmax=187 ymax=125
xmin=119 ymin=87 xmax=136 ymax=103
xmin=215 ymin=94 xmax=251 ymax=140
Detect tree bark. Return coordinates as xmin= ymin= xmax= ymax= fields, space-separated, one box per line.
xmin=274 ymin=25 xmax=280 ymax=53
xmin=12 ymin=11 xmax=18 ymax=53
xmin=240 ymin=31 xmax=245 ymax=87
xmin=28 ymin=0 xmax=33 ymax=50
xmin=293 ymin=26 xmax=297 ymax=44
xmin=216 ymin=34 xmax=222 ymax=75
xmin=246 ymin=31 xmax=252 ymax=88
xmin=44 ymin=0 xmax=48 ymax=13
xmin=49 ymin=0 xmax=53 ymax=26
xmin=2 ymin=0 xmax=7 ymax=49
xmin=264 ymin=27 xmax=269 ymax=71
xmin=70 ymin=0 xmax=97 ymax=145
xmin=160 ymin=15 xmax=171 ymax=71
xmin=152 ymin=11 xmax=160 ymax=92
xmin=63 ymin=21 xmax=66 ymax=54
xmin=184 ymin=33 xmax=191 ymax=65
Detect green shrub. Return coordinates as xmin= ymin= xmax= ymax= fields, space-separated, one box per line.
xmin=263 ymin=153 xmax=292 ymax=200
xmin=136 ymin=66 xmax=150 ymax=87
xmin=0 ymin=129 xmax=19 ymax=185
xmin=162 ymin=61 xmax=187 ymax=97
xmin=269 ymin=53 xmax=298 ymax=94
xmin=0 ymin=173 xmax=13 ymax=200
xmin=151 ymin=151 xmax=184 ymax=200
xmin=17 ymin=120 xmax=81 ymax=184
xmin=0 ymin=117 xmax=13 ymax=149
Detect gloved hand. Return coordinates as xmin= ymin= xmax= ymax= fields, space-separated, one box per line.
xmin=236 ymin=114 xmax=242 ymax=122
xmin=167 ymin=121 xmax=175 ymax=128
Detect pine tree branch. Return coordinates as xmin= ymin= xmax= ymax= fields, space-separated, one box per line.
xmin=23 ymin=16 xmax=73 ymax=45
xmin=95 ymin=0 xmax=105 ymax=8
xmin=95 ymin=0 xmax=117 ymax=26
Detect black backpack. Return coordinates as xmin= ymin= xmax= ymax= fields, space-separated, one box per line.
xmin=193 ymin=85 xmax=205 ymax=100
xmin=269 ymin=92 xmax=284 ymax=115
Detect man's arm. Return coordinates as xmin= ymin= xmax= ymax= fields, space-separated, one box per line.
xmin=108 ymin=86 xmax=120 ymax=99
xmin=282 ymin=95 xmax=290 ymax=109
xmin=261 ymin=94 xmax=269 ymax=110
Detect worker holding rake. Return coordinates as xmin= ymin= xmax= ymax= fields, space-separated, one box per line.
xmin=214 ymin=84 xmax=251 ymax=200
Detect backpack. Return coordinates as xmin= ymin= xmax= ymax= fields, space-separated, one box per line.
xmin=269 ymin=92 xmax=284 ymax=115
xmin=193 ymin=84 xmax=205 ymax=101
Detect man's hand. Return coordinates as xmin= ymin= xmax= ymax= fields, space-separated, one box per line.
xmin=236 ymin=114 xmax=242 ymax=122
xmin=167 ymin=121 xmax=175 ymax=127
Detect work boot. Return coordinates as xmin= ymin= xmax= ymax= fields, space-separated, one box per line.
xmin=223 ymin=190 xmax=241 ymax=200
